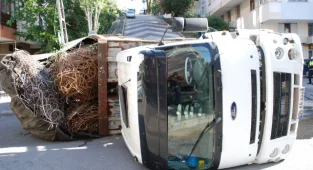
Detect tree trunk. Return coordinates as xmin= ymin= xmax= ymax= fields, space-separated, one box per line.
xmin=147 ymin=0 xmax=151 ymax=14
xmin=93 ymin=6 xmax=100 ymax=32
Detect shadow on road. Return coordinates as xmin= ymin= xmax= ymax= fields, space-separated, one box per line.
xmin=0 ymin=114 xmax=147 ymax=170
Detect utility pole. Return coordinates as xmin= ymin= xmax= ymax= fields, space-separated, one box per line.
xmin=56 ymin=0 xmax=68 ymax=44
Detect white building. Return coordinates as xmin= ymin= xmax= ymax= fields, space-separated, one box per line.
xmin=203 ymin=0 xmax=313 ymax=59
xmin=194 ymin=0 xmax=208 ymax=17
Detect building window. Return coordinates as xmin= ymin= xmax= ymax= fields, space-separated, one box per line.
xmin=309 ymin=23 xmax=313 ymax=36
xmin=1 ymin=0 xmax=10 ymax=14
xmin=9 ymin=44 xmax=22 ymax=52
xmin=250 ymin=0 xmax=255 ymax=11
xmin=284 ymin=23 xmax=291 ymax=33
xmin=227 ymin=11 xmax=231 ymax=22
xmin=1 ymin=0 xmax=16 ymax=28
xmin=237 ymin=5 xmax=240 ymax=18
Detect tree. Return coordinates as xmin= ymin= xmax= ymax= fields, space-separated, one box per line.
xmin=98 ymin=3 xmax=122 ymax=34
xmin=9 ymin=0 xmax=61 ymax=53
xmin=146 ymin=0 xmax=152 ymax=14
xmin=162 ymin=0 xmax=194 ymax=17
xmin=79 ymin=0 xmax=109 ymax=33
xmin=207 ymin=16 xmax=231 ymax=31
xmin=63 ymin=0 xmax=89 ymax=40
xmin=9 ymin=0 xmax=118 ymax=53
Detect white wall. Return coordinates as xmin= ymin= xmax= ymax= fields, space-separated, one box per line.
xmin=240 ymin=0 xmax=259 ymax=29
xmin=281 ymin=1 xmax=313 ymax=21
xmin=207 ymin=0 xmax=222 ymax=15
xmin=303 ymin=45 xmax=309 ymax=59
xmin=261 ymin=23 xmax=278 ymax=32
xmin=297 ymin=23 xmax=309 ymax=37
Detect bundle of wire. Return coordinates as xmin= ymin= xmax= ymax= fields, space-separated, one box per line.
xmin=57 ymin=46 xmax=98 ymax=101
xmin=66 ymin=102 xmax=99 ymax=134
xmin=6 ymin=50 xmax=65 ymax=128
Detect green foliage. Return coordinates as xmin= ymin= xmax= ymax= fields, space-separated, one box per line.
xmin=9 ymin=0 xmax=61 ymax=53
xmin=63 ymin=0 xmax=88 ymax=41
xmin=151 ymin=2 xmax=160 ymax=15
xmin=9 ymin=0 xmax=118 ymax=53
xmin=162 ymin=0 xmax=194 ymax=17
xmin=207 ymin=16 xmax=230 ymax=31
xmin=183 ymin=13 xmax=200 ymax=18
xmin=98 ymin=5 xmax=121 ymax=34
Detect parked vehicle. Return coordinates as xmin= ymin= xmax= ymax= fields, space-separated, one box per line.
xmin=117 ymin=18 xmax=304 ymax=170
xmin=126 ymin=9 xmax=136 ymax=18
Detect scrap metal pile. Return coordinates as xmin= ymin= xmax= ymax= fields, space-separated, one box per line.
xmin=0 ymin=44 xmax=100 ymax=140
xmin=57 ymin=46 xmax=99 ymax=135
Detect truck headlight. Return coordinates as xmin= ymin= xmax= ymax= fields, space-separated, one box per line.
xmin=270 ymin=148 xmax=279 ymax=157
xmin=275 ymin=47 xmax=284 ymax=59
xmin=288 ymin=48 xmax=296 ymax=60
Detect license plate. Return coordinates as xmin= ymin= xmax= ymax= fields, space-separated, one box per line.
xmin=298 ymin=87 xmax=305 ymax=119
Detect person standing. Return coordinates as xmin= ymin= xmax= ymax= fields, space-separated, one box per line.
xmin=308 ymin=56 xmax=313 ymax=84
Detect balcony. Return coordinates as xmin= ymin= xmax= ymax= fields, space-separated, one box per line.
xmin=0 ymin=12 xmax=17 ymax=41
xmin=209 ymin=0 xmax=244 ymax=16
xmin=1 ymin=12 xmax=16 ymax=29
xmin=260 ymin=0 xmax=313 ymax=23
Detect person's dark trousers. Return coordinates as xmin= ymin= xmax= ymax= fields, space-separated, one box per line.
xmin=309 ymin=70 xmax=313 ymax=84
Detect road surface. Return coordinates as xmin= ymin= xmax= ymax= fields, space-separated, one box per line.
xmin=124 ymin=15 xmax=183 ymax=40
xmin=1 ymin=109 xmax=313 ymax=170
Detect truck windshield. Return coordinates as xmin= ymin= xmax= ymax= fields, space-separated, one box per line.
xmin=165 ymin=43 xmax=215 ymax=170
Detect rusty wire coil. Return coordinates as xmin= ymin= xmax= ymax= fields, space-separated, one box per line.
xmin=66 ymin=102 xmax=99 ymax=134
xmin=57 ymin=46 xmax=98 ymax=101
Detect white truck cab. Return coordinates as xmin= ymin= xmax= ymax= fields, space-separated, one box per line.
xmin=116 ymin=18 xmax=304 ymax=170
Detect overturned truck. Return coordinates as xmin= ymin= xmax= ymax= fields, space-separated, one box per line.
xmin=117 ymin=18 xmax=304 ymax=169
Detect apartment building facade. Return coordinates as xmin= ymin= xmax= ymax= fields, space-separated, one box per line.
xmin=0 ymin=0 xmax=40 ymax=60
xmin=198 ymin=0 xmax=313 ymax=59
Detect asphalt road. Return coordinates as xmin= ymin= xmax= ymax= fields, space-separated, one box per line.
xmin=1 ymin=108 xmax=313 ymax=170
xmin=0 ymin=112 xmax=146 ymax=170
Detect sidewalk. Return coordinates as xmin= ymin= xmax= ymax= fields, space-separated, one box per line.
xmin=303 ymin=77 xmax=313 ymax=109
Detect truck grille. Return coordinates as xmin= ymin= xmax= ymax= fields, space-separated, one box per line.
xmin=250 ymin=70 xmax=257 ymax=144
xmin=271 ymin=72 xmax=291 ymax=140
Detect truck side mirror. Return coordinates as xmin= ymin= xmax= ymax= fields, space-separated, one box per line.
xmin=172 ymin=17 xmax=208 ymax=33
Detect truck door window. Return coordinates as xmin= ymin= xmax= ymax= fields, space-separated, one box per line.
xmin=164 ymin=43 xmax=216 ymax=170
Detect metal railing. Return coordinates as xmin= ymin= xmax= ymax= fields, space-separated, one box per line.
xmin=107 ymin=15 xmax=126 ymax=35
